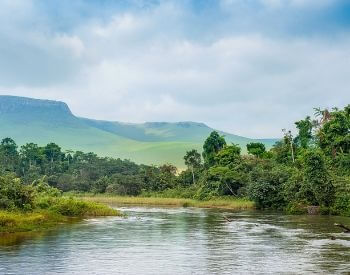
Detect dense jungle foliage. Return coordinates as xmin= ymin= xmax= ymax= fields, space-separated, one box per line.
xmin=0 ymin=105 xmax=349 ymax=216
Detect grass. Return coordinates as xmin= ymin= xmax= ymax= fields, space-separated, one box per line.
xmin=0 ymin=197 xmax=122 ymax=234
xmin=81 ymin=195 xmax=255 ymax=211
xmin=0 ymin=210 xmax=66 ymax=233
xmin=42 ymin=196 xmax=121 ymax=217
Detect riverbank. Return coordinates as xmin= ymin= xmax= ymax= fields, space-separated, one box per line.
xmin=0 ymin=198 xmax=122 ymax=233
xmin=80 ymin=195 xmax=255 ymax=210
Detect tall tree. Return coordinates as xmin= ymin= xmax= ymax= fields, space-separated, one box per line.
xmin=295 ymin=116 xmax=313 ymax=149
xmin=0 ymin=138 xmax=19 ymax=172
xmin=316 ymin=105 xmax=350 ymax=156
xmin=202 ymin=131 xmax=226 ymax=167
xmin=282 ymin=129 xmax=295 ymax=163
xmin=20 ymin=143 xmax=42 ymax=168
xmin=184 ymin=149 xmax=201 ymax=184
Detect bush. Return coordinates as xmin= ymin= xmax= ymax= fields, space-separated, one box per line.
xmin=0 ymin=174 xmax=35 ymax=210
xmin=49 ymin=197 xmax=119 ymax=217
xmin=286 ymin=202 xmax=308 ymax=215
xmin=301 ymin=149 xmax=334 ymax=206
xmin=331 ymin=194 xmax=350 ymax=216
xmin=247 ymin=165 xmax=288 ymax=209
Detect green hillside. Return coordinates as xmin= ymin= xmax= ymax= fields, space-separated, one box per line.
xmin=0 ymin=95 xmax=278 ymax=167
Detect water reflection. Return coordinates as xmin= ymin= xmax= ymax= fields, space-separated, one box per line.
xmin=0 ymin=231 xmax=46 ymax=247
xmin=0 ymin=206 xmax=349 ymax=274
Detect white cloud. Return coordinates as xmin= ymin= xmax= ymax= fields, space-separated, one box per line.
xmin=0 ymin=0 xmax=349 ymax=138
xmin=53 ymin=35 xmax=85 ymax=57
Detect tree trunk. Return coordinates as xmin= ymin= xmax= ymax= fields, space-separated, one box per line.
xmin=191 ymin=166 xmax=195 ymax=185
xmin=290 ymin=141 xmax=295 ymax=163
xmin=224 ymin=181 xmax=236 ymax=197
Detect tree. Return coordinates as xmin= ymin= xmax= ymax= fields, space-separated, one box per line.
xmin=184 ymin=149 xmax=201 ymax=185
xmin=44 ymin=143 xmax=62 ymax=171
xmin=20 ymin=143 xmax=42 ymax=168
xmin=44 ymin=143 xmax=62 ymax=163
xmin=301 ymin=149 xmax=334 ymax=206
xmin=65 ymin=150 xmax=74 ymax=165
xmin=316 ymin=105 xmax=350 ymax=157
xmin=155 ymin=164 xmax=177 ymax=191
xmin=215 ymin=144 xmax=241 ymax=166
xmin=206 ymin=166 xmax=244 ymax=197
xmin=202 ymin=131 xmax=226 ymax=167
xmin=282 ymin=129 xmax=295 ymax=163
xmin=246 ymin=142 xmax=266 ymax=158
xmin=295 ymin=116 xmax=313 ymax=149
xmin=0 ymin=138 xmax=19 ymax=172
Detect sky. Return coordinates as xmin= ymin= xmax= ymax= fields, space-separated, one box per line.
xmin=1 ymin=0 xmax=350 ymax=138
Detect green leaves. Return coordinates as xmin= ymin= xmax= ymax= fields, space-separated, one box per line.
xmin=202 ymin=131 xmax=226 ymax=167
xmin=246 ymin=142 xmax=266 ymax=158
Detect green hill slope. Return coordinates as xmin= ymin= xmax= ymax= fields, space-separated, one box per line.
xmin=0 ymin=95 xmax=278 ymax=167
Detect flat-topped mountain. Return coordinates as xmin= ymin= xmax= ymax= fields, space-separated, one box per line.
xmin=0 ymin=95 xmax=278 ymax=167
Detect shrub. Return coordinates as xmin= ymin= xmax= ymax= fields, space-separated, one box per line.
xmin=247 ymin=165 xmax=288 ymax=209
xmin=49 ymin=197 xmax=119 ymax=217
xmin=331 ymin=194 xmax=350 ymax=216
xmin=0 ymin=174 xmax=35 ymax=210
xmin=286 ymin=202 xmax=308 ymax=215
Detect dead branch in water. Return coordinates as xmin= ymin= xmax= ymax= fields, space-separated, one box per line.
xmin=223 ymin=216 xmax=232 ymax=222
xmin=334 ymin=223 xmax=350 ymax=233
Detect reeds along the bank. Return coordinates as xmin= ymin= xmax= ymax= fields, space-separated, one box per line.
xmin=81 ymin=195 xmax=255 ymax=210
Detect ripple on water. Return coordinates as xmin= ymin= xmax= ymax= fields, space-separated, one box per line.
xmin=0 ymin=207 xmax=349 ymax=274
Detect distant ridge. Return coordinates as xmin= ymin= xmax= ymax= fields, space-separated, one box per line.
xmin=0 ymin=95 xmax=278 ymax=167
xmin=0 ymin=95 xmax=72 ymax=115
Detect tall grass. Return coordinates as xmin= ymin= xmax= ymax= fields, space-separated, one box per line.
xmin=82 ymin=195 xmax=255 ymax=210
xmin=37 ymin=196 xmax=121 ymax=217
xmin=0 ymin=210 xmax=65 ymax=233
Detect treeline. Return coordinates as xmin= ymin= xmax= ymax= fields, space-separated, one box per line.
xmin=0 ymin=140 xmax=180 ymax=198
xmin=0 ymin=105 xmax=349 ymax=216
xmin=185 ymin=105 xmax=349 ymax=216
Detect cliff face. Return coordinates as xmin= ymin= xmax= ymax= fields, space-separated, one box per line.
xmin=0 ymin=95 xmax=73 ymax=116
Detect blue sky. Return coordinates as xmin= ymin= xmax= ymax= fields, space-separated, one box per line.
xmin=1 ymin=0 xmax=350 ymax=137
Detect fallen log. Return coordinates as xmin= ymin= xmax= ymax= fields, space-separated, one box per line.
xmin=334 ymin=223 xmax=350 ymax=233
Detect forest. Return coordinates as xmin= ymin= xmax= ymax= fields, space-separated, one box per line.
xmin=1 ymin=105 xmax=349 ymax=217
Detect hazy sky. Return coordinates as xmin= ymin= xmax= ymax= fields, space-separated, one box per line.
xmin=1 ymin=0 xmax=350 ymax=138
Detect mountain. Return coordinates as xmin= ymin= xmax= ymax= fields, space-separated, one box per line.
xmin=0 ymin=95 xmax=278 ymax=167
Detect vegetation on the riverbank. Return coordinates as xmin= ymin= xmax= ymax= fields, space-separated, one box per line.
xmin=0 ymin=175 xmax=121 ymax=233
xmin=81 ymin=194 xmax=254 ymax=210
xmin=0 ymin=105 xmax=349 ymax=217
xmin=0 ymin=210 xmax=66 ymax=233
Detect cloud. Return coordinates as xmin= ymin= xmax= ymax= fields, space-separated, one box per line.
xmin=0 ymin=0 xmax=350 ymax=138
xmin=53 ymin=34 xmax=85 ymax=57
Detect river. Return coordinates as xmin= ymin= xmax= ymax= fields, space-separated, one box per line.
xmin=0 ymin=206 xmax=349 ymax=274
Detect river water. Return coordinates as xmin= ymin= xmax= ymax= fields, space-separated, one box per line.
xmin=0 ymin=206 xmax=349 ymax=274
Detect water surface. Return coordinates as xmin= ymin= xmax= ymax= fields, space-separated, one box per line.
xmin=0 ymin=206 xmax=349 ymax=274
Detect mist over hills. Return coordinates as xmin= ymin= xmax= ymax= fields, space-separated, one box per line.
xmin=0 ymin=95 xmax=278 ymax=167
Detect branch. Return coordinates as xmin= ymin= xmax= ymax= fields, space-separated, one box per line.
xmin=334 ymin=223 xmax=350 ymax=233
